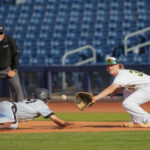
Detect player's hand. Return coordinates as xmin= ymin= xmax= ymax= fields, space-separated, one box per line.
xmin=7 ymin=70 xmax=16 ymax=77
xmin=63 ymin=122 xmax=83 ymax=128
xmin=63 ymin=121 xmax=73 ymax=127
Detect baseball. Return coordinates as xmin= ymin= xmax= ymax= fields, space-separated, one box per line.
xmin=61 ymin=94 xmax=67 ymax=101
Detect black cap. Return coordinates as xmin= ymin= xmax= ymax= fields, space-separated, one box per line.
xmin=0 ymin=24 xmax=4 ymax=34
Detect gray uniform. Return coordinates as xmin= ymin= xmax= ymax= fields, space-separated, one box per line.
xmin=0 ymin=99 xmax=53 ymax=129
xmin=0 ymin=67 xmax=24 ymax=102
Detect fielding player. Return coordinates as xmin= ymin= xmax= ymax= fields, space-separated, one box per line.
xmin=0 ymin=88 xmax=71 ymax=129
xmin=93 ymin=57 xmax=150 ymax=128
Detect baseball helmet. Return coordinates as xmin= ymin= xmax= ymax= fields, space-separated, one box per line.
xmin=33 ymin=88 xmax=50 ymax=103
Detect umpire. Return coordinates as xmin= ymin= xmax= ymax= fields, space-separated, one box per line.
xmin=0 ymin=24 xmax=24 ymax=102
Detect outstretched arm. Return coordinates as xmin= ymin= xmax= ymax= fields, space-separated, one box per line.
xmin=94 ymin=83 xmax=120 ymax=102
xmin=49 ymin=114 xmax=70 ymax=127
xmin=110 ymin=87 xmax=124 ymax=99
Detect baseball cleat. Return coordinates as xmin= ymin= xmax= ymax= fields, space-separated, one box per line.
xmin=122 ymin=122 xmax=148 ymax=128
xmin=137 ymin=122 xmax=150 ymax=128
xmin=122 ymin=122 xmax=135 ymax=128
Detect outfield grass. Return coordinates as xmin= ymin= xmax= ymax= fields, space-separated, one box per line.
xmin=0 ymin=113 xmax=149 ymax=150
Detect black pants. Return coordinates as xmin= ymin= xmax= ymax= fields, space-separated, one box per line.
xmin=0 ymin=67 xmax=24 ymax=102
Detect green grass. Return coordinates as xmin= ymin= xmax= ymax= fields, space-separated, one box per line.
xmin=35 ymin=112 xmax=131 ymax=122
xmin=0 ymin=131 xmax=150 ymax=150
xmin=57 ymin=112 xmax=131 ymax=122
xmin=0 ymin=113 xmax=149 ymax=150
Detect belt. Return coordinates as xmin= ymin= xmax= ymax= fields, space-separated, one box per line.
xmin=0 ymin=67 xmax=7 ymax=71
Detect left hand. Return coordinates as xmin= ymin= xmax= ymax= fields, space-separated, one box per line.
xmin=75 ymin=92 xmax=94 ymax=111
xmin=7 ymin=70 xmax=16 ymax=77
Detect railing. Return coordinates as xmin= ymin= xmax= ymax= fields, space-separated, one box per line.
xmin=62 ymin=45 xmax=96 ymax=90
xmin=124 ymin=27 xmax=150 ymax=55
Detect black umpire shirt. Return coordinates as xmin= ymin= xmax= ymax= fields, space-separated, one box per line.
xmin=0 ymin=35 xmax=20 ymax=70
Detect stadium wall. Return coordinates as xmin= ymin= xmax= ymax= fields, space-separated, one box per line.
xmin=0 ymin=64 xmax=150 ymax=98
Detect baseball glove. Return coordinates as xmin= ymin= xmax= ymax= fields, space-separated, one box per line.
xmin=75 ymin=92 xmax=95 ymax=111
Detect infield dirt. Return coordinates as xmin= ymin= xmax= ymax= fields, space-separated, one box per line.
xmin=1 ymin=101 xmax=150 ymax=133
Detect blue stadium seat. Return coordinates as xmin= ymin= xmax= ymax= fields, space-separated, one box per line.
xmin=119 ymin=53 xmax=135 ymax=64
xmin=64 ymin=54 xmax=82 ymax=65
xmin=1 ymin=0 xmax=150 ymax=65
xmin=20 ymin=56 xmax=30 ymax=66
xmin=35 ymin=56 xmax=48 ymax=66
xmin=28 ymin=57 xmax=38 ymax=66
xmin=48 ymin=55 xmax=62 ymax=65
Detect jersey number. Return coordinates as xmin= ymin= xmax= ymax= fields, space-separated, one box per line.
xmin=129 ymin=70 xmax=143 ymax=77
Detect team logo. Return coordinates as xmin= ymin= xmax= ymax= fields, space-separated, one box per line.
xmin=3 ymin=45 xmax=9 ymax=48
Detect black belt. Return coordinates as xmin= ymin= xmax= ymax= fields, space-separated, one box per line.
xmin=0 ymin=67 xmax=7 ymax=71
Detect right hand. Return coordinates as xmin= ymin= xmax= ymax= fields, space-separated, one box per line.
xmin=63 ymin=121 xmax=73 ymax=127
xmin=7 ymin=70 xmax=16 ymax=77
xmin=63 ymin=122 xmax=83 ymax=128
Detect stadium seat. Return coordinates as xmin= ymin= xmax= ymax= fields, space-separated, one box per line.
xmin=1 ymin=0 xmax=150 ymax=65
xmin=20 ymin=56 xmax=30 ymax=66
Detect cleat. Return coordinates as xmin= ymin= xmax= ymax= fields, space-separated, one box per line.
xmin=122 ymin=122 xmax=147 ymax=128
xmin=122 ymin=122 xmax=135 ymax=128
xmin=138 ymin=122 xmax=150 ymax=128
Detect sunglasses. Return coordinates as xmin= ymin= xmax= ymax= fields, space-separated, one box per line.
xmin=0 ymin=32 xmax=4 ymax=35
xmin=106 ymin=59 xmax=118 ymax=65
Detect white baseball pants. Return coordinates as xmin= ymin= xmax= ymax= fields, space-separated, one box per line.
xmin=122 ymin=85 xmax=150 ymax=124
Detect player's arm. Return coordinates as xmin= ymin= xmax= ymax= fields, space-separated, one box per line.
xmin=8 ymin=36 xmax=20 ymax=70
xmin=94 ymin=83 xmax=120 ymax=102
xmin=49 ymin=114 xmax=71 ymax=127
xmin=45 ymin=103 xmax=72 ymax=127
xmin=7 ymin=36 xmax=20 ymax=77
xmin=110 ymin=87 xmax=124 ymax=99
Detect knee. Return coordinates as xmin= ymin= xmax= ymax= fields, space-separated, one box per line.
xmin=12 ymin=84 xmax=21 ymax=92
xmin=122 ymin=100 xmax=131 ymax=109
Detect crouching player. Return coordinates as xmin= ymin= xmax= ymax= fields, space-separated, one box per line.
xmin=0 ymin=88 xmax=71 ymax=129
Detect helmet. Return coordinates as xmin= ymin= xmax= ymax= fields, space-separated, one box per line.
xmin=106 ymin=57 xmax=119 ymax=65
xmin=33 ymin=88 xmax=50 ymax=103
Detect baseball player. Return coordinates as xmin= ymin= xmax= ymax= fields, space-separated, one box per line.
xmin=0 ymin=88 xmax=71 ymax=129
xmin=93 ymin=57 xmax=150 ymax=128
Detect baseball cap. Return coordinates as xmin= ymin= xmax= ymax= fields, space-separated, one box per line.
xmin=106 ymin=57 xmax=119 ymax=65
xmin=0 ymin=24 xmax=4 ymax=34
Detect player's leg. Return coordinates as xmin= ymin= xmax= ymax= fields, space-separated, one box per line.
xmin=7 ymin=71 xmax=24 ymax=102
xmin=122 ymin=89 xmax=136 ymax=127
xmin=123 ymin=89 xmax=133 ymax=99
xmin=122 ymin=88 xmax=150 ymax=125
xmin=0 ymin=101 xmax=18 ymax=129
